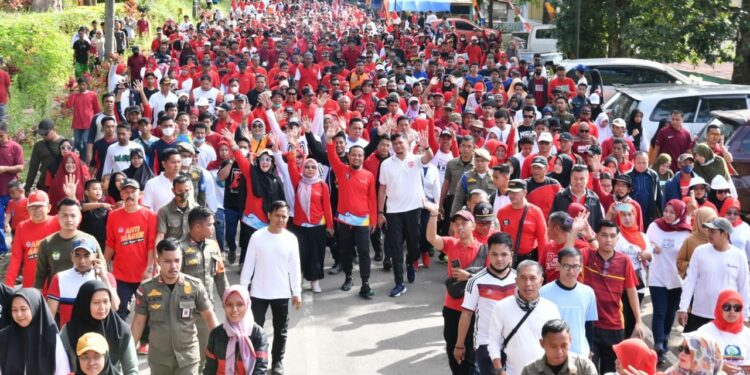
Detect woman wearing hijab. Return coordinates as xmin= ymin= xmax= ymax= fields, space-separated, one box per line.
xmin=615 ymin=202 xmax=653 ymax=339
xmin=594 ymin=112 xmax=612 ymax=145
xmin=123 ymin=148 xmax=153 ymax=189
xmin=104 ymin=171 xmax=126 ymax=208
xmin=0 ymin=288 xmax=71 ymax=375
xmin=47 ymin=151 xmax=90 ymax=214
xmin=45 ymin=138 xmax=74 ymax=183
xmin=74 ymin=332 xmax=116 ymax=375
xmin=626 ymin=109 xmax=646 ymax=151
xmin=664 ymin=331 xmax=724 ymax=375
xmin=676 ymin=206 xmax=718 ymax=278
xmin=547 ymin=153 xmax=574 ymax=188
xmin=286 ymin=149 xmax=333 ymax=293
xmin=60 ymin=280 xmax=138 ymax=374
xmin=693 ymin=143 xmax=735 ymax=195
xmin=647 ymin=199 xmax=693 ymax=364
xmin=720 ymin=197 xmax=750 ymax=258
xmin=205 ymin=285 xmax=268 ymax=375
xmin=698 ymin=289 xmax=750 ymax=372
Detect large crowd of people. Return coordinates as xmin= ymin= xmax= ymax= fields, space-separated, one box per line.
xmin=0 ymin=0 xmax=748 ymax=374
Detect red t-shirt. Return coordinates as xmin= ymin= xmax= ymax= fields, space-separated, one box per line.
xmin=0 ymin=69 xmax=10 ymax=104
xmin=655 ymin=125 xmax=693 ymax=171
xmin=106 ymin=207 xmax=157 ymax=283
xmin=6 ymin=197 xmax=29 ymax=230
xmin=66 ymin=91 xmax=101 ymax=130
xmin=582 ymin=249 xmax=637 ymax=330
xmin=496 ymin=203 xmax=547 ymax=256
xmin=5 ymin=216 xmax=61 ymax=287
xmin=442 ymin=237 xmax=481 ymax=311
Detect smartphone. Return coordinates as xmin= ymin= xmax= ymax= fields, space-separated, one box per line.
xmin=451 ymin=259 xmax=461 ymax=269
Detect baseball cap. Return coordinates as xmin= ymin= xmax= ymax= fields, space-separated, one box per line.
xmin=507 ymin=179 xmax=527 ymax=192
xmin=711 ymin=175 xmax=732 ymax=191
xmin=177 ymin=142 xmax=197 ymax=155
xmin=613 ymin=174 xmax=632 ymax=186
xmin=531 ymin=156 xmax=548 ymax=168
xmin=584 ymin=144 xmax=602 ymax=155
xmin=27 ymin=190 xmax=50 ymax=207
xmin=120 ymin=178 xmax=140 ymax=190
xmin=71 ymin=238 xmax=97 ymax=254
xmin=76 ymin=332 xmax=109 ymax=356
xmin=37 ymin=119 xmax=54 ymax=136
xmin=125 ymin=106 xmax=142 ymax=115
xmin=472 ymin=202 xmax=494 ymax=223
xmin=703 ymin=217 xmax=734 ymax=234
xmin=474 ymin=148 xmax=491 ymax=161
xmin=451 ymin=210 xmax=475 ymax=223
xmin=678 ymin=153 xmax=695 ymax=163
xmin=538 ymin=132 xmax=553 ymax=143
xmin=217 ymin=103 xmax=232 ymax=112
xmin=159 ymin=77 xmax=172 ymax=85
xmin=233 ymin=94 xmax=248 ymax=102
xmin=612 ymin=118 xmax=626 ymax=128
xmin=439 ymin=129 xmax=453 ymax=138
xmin=559 ymin=132 xmax=574 ymax=142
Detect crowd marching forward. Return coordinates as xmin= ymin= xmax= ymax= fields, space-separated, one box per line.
xmin=0 ymin=0 xmax=748 ymax=374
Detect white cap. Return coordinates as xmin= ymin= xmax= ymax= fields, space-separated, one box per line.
xmin=711 ymin=175 xmax=732 ymax=191
xmin=196 ymin=97 xmax=209 ymax=107
xmin=279 ymin=79 xmax=290 ymax=88
xmin=378 ymin=78 xmax=388 ymax=87
xmin=376 ymin=64 xmax=384 ymax=71
xmin=689 ymin=176 xmax=709 ymax=188
xmin=589 ymin=93 xmax=601 ymax=105
xmin=409 ymin=96 xmax=419 ymax=103
xmin=612 ymin=118 xmax=626 ymax=128
xmin=538 ymin=132 xmax=553 ymax=143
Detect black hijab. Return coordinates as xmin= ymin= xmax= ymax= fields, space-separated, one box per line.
xmin=548 ymin=154 xmax=574 ymax=188
xmin=47 ymin=138 xmax=72 ymax=180
xmin=107 ymin=171 xmax=126 ymax=202
xmin=123 ymin=148 xmax=154 ymax=189
xmin=0 ymin=288 xmax=60 ymax=375
xmin=66 ymin=280 xmax=128 ymax=372
xmin=251 ymin=150 xmax=286 ymax=216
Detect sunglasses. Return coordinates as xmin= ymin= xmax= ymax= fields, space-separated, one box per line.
xmin=678 ymin=345 xmax=691 ymax=355
xmin=523 ymin=115 xmax=534 ymax=119
xmin=579 ymin=130 xmax=589 ymax=134
xmin=722 ymin=303 xmax=742 ymax=312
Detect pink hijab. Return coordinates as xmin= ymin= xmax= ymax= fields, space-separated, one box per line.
xmin=297 ymin=158 xmax=322 ymax=220
xmin=222 ymin=285 xmax=256 ymax=375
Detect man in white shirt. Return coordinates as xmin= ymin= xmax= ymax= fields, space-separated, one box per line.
xmin=488 ymin=260 xmax=561 ymax=375
xmin=378 ymin=131 xmax=433 ymax=297
xmin=193 ymin=122 xmax=217 ymax=169
xmin=142 ymin=148 xmax=181 ymax=212
xmin=148 ymin=77 xmax=178 ymax=126
xmin=679 ymin=217 xmax=750 ymax=332
xmin=192 ymin=75 xmax=223 ymax=115
xmin=240 ymin=201 xmax=301 ymax=375
xmin=102 ymin=123 xmax=144 ymax=176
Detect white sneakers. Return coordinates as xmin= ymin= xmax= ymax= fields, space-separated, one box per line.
xmin=311 ymin=280 xmax=322 ymax=293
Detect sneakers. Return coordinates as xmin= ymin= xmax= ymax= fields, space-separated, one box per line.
xmin=359 ymin=283 xmax=375 ymax=299
xmin=311 ymin=280 xmax=322 ymax=293
xmin=421 ymin=252 xmax=431 ymax=268
xmin=272 ymin=362 xmax=284 ymax=375
xmin=136 ymin=343 xmax=149 ymax=355
xmin=406 ymin=263 xmax=416 ymax=283
xmin=328 ymin=262 xmax=342 ymax=275
xmin=373 ymin=251 xmax=383 ymax=262
xmin=389 ymin=283 xmax=407 ymax=297
xmin=412 ymin=260 xmax=420 ymax=272
xmin=382 ymin=257 xmax=392 ymax=271
xmin=341 ymin=276 xmax=353 ymax=291
xmin=227 ymin=250 xmax=237 ymax=265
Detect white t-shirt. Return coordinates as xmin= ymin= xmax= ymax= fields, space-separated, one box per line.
xmin=421 ymin=163 xmax=441 ymax=202
xmin=730 ymin=222 xmax=750 ymax=262
xmin=196 ymin=142 xmax=217 ymax=169
xmin=615 ymin=232 xmax=653 ymax=293
xmin=487 ymin=297 xmax=561 ymax=375
xmin=430 ymin=149 xmax=453 ymax=185
xmin=102 ymin=142 xmax=144 ymax=176
xmin=148 ymin=91 xmax=178 ymax=125
xmin=646 ymin=223 xmax=690 ymax=289
xmin=141 ymin=173 xmax=175 ymax=212
xmin=698 ymin=322 xmax=750 ymax=366
xmin=540 ymin=281 xmax=598 ymax=357
xmin=192 ymin=87 xmax=221 ymax=114
xmin=240 ymin=227 xmax=302 ymax=299
xmin=461 ymin=269 xmax=516 ymax=348
xmin=680 ymin=244 xmax=750 ymax=319
xmin=379 ymin=153 xmax=426 ymax=213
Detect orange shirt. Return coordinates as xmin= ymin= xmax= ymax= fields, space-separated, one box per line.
xmin=496 ymin=202 xmax=547 ymax=256
xmin=105 ymin=207 xmax=157 ymax=283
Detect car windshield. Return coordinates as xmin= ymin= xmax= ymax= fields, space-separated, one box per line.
xmin=697 ymin=117 xmax=740 ymax=143
xmin=605 ymin=92 xmax=638 ymax=120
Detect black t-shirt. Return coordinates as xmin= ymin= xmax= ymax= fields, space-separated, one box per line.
xmin=81 ymin=200 xmax=108 ymax=251
xmin=223 ymin=160 xmax=247 ymax=211
xmin=517 ymin=125 xmax=534 ymax=140
xmin=73 ymin=39 xmax=91 ymax=64
xmin=0 ymin=283 xmax=13 ymax=330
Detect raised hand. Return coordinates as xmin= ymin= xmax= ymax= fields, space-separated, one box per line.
xmin=317 ymin=92 xmax=329 ymax=107
xmin=62 ymin=174 xmax=79 ymax=199
xmin=267 ymin=133 xmax=280 ymax=153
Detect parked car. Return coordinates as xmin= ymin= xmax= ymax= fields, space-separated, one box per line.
xmin=696 ymin=110 xmax=750 ymax=217
xmin=603 ymin=84 xmax=750 ymax=142
xmin=430 ymin=18 xmax=502 ymax=40
xmin=561 ymin=58 xmax=711 ymax=101
xmin=513 ymin=25 xmax=563 ymax=67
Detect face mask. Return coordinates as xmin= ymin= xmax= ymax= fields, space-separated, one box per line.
xmin=162 ymin=127 xmax=175 ymax=137
xmin=377 ymin=108 xmax=388 ymax=115
xmin=181 ymin=157 xmax=193 ymax=167
xmin=682 ymin=165 xmax=693 ymax=174
xmin=272 ymin=103 xmax=282 ymax=110
xmin=194 ymin=137 xmax=205 ymax=145
xmin=397 ymin=84 xmax=405 ymax=90
xmin=240 ymin=148 xmax=249 ymax=157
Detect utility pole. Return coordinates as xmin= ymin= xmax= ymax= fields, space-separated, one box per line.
xmin=575 ymin=0 xmax=580 ymax=58
xmin=193 ymin=0 xmax=200 ymax=20
xmin=104 ymin=0 xmax=115 ymax=56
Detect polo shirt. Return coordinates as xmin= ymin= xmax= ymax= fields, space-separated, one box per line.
xmin=142 ymin=173 xmax=175 ymax=211
xmin=582 ymin=249 xmax=637 ymax=330
xmin=655 ymin=125 xmax=693 ymax=171
xmin=462 ymin=268 xmax=516 ymax=347
xmin=0 ymin=140 xmax=23 ymax=195
xmin=379 ymin=153 xmax=426 ymax=213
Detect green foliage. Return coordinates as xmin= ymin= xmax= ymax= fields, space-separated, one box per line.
xmin=555 ymin=0 xmax=738 ymax=64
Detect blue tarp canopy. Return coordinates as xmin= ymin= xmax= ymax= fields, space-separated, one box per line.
xmin=387 ymin=0 xmax=453 ymax=12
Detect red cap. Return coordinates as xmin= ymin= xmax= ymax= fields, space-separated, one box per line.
xmin=474 ymin=82 xmax=485 ymax=91
xmin=27 ymin=190 xmax=50 ymax=207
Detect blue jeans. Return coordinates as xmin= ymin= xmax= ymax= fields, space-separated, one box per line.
xmin=0 ymin=195 xmax=8 ymax=253
xmin=214 ymin=208 xmax=225 ymax=252
xmin=650 ymin=286 xmax=682 ymax=353
xmin=73 ymin=128 xmax=89 ymax=160
xmin=0 ymin=103 xmax=6 ymax=122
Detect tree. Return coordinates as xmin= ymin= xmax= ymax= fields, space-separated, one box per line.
xmin=732 ymin=0 xmax=750 ymax=83
xmin=555 ymin=0 xmax=737 ymax=64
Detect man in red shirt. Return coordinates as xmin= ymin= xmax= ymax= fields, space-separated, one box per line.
xmin=583 ymin=221 xmax=643 ymax=374
xmin=496 ymin=179 xmax=547 ymax=267
xmin=4 ymin=190 xmax=60 ymax=287
xmin=651 ymin=110 xmax=694 ymax=172
xmin=104 ymin=178 xmax=157 ymax=321
xmin=0 ymin=121 xmax=24 ymax=255
xmin=547 ymin=66 xmax=576 ymax=101
xmin=538 ymin=211 xmax=591 ymax=283
xmin=295 ymin=52 xmax=321 ymax=92
xmin=66 ymin=77 xmax=101 ymax=157
xmin=0 ymin=65 xmax=10 ymax=121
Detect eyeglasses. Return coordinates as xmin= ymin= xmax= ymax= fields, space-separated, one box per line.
xmin=61 ymin=145 xmax=73 ymax=150
xmin=258 ymin=156 xmax=273 ymax=163
xmin=678 ymin=345 xmax=691 ymax=355
xmin=722 ymin=303 xmax=742 ymax=312
xmin=252 ymin=123 xmax=265 ymax=128
xmin=560 ymin=264 xmax=581 ymax=272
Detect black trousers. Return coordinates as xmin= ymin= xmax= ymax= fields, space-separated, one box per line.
xmin=514 ymin=249 xmax=538 ymax=269
xmin=370 ymin=227 xmax=383 ymax=256
xmin=443 ymin=307 xmax=476 ymax=375
xmin=251 ymin=297 xmax=289 ymax=365
xmin=293 ymin=225 xmax=327 ymax=281
xmin=439 ymin=195 xmax=455 ymax=236
xmin=224 ymin=208 xmax=251 ymax=256
xmin=419 ymin=208 xmax=432 ymax=253
xmin=622 ymin=291 xmax=645 ymax=339
xmin=684 ymin=313 xmax=713 ymax=333
xmin=385 ymin=209 xmax=421 ymax=284
xmin=338 ymin=223 xmax=371 ymax=281
xmin=239 ymin=226 xmax=258 ymax=265
xmin=592 ymin=328 xmax=624 ymax=374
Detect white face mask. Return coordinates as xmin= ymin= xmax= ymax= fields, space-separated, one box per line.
xmin=181 ymin=157 xmax=193 ymax=167
xmin=162 ymin=127 xmax=175 ymax=137
xmin=194 ymin=137 xmax=205 ymax=145
xmin=239 ymin=148 xmax=249 ymax=157
xmin=231 ymin=86 xmax=239 ymax=94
